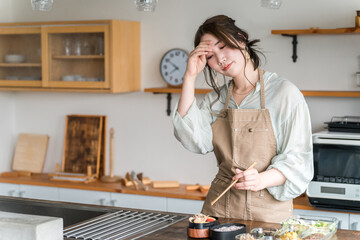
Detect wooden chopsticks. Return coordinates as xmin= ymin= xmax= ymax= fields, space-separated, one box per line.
xmin=211 ymin=162 xmax=257 ymax=206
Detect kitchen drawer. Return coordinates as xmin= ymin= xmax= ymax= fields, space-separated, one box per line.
xmin=293 ymin=209 xmax=349 ymax=230
xmin=19 ymin=185 xmax=58 ymax=201
xmin=59 ymin=188 xmax=111 ymax=206
xmin=167 ymin=198 xmax=204 ymax=214
xmin=349 ymin=214 xmax=360 ymax=231
xmin=0 ymin=183 xmax=19 ymax=197
xmin=110 ymin=193 xmax=167 ymax=211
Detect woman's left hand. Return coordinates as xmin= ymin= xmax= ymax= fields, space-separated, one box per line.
xmin=232 ymin=168 xmax=264 ymax=191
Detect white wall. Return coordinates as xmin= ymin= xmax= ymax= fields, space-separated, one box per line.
xmin=0 ymin=0 xmax=15 ymax=174
xmin=0 ymin=0 xmax=359 ymax=184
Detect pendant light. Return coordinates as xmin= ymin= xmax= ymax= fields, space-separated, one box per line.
xmin=31 ymin=0 xmax=54 ymax=12
xmin=134 ymin=0 xmax=158 ymax=12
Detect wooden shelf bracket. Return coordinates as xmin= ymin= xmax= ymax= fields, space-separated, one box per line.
xmin=282 ymin=34 xmax=298 ymax=62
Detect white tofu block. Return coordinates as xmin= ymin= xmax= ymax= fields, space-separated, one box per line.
xmin=0 ymin=211 xmax=63 ymax=240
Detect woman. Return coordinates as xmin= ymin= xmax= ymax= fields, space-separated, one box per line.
xmin=172 ymin=15 xmax=313 ymax=223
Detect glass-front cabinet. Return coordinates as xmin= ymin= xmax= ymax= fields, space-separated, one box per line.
xmin=42 ymin=25 xmax=108 ymax=89
xmin=0 ymin=28 xmax=42 ymax=87
xmin=0 ymin=20 xmax=140 ymax=93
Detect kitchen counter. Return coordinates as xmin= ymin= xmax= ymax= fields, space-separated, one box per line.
xmin=0 ymin=173 xmax=358 ymax=215
xmin=0 ymin=196 xmax=358 ymax=240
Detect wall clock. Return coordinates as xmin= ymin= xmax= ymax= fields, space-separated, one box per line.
xmin=160 ymin=48 xmax=188 ymax=87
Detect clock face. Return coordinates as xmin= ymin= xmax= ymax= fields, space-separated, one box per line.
xmin=160 ymin=48 xmax=188 ymax=86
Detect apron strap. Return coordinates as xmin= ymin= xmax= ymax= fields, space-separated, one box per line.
xmin=215 ymin=68 xmax=266 ymax=116
xmin=259 ymin=69 xmax=266 ymax=110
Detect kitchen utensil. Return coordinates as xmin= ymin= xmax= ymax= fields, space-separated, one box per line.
xmin=129 ymin=171 xmax=139 ymax=190
xmin=136 ymin=172 xmax=149 ymax=190
xmin=101 ymin=128 xmax=121 ymax=183
xmin=152 ymin=181 xmax=180 ymax=188
xmin=211 ymin=162 xmax=257 ymax=206
xmin=186 ymin=184 xmax=210 ymax=194
xmin=12 ymin=133 xmax=49 ymax=174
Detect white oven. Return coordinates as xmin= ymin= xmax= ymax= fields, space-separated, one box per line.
xmin=306 ymin=131 xmax=360 ymax=210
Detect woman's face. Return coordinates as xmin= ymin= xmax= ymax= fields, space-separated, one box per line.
xmin=201 ymin=33 xmax=246 ymax=78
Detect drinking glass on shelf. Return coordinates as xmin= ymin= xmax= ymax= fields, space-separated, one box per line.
xmin=73 ymin=37 xmax=82 ymax=55
xmin=94 ymin=36 xmax=104 ymax=55
xmin=81 ymin=39 xmax=91 ymax=55
xmin=62 ymin=38 xmax=72 ymax=55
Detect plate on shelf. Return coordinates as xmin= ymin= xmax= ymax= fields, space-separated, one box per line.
xmin=4 ymin=54 xmax=25 ymax=63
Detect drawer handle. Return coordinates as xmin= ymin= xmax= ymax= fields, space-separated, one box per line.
xmin=99 ymin=198 xmax=106 ymax=205
xmin=338 ymin=220 xmax=342 ymax=229
xmin=8 ymin=190 xmax=15 ymax=196
xmin=351 ymin=222 xmax=358 ymax=230
xmin=110 ymin=200 xmax=117 ymax=206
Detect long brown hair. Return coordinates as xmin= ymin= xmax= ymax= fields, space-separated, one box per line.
xmin=194 ymin=15 xmax=264 ymax=99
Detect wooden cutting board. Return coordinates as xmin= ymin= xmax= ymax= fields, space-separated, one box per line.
xmin=12 ymin=133 xmax=49 ymax=173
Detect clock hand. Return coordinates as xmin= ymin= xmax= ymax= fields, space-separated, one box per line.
xmin=168 ymin=61 xmax=179 ymax=70
xmin=170 ymin=68 xmax=178 ymax=74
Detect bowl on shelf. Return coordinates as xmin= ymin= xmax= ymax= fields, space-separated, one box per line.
xmin=4 ymin=54 xmax=25 ymax=63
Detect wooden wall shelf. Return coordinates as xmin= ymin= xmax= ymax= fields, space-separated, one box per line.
xmin=271 ymin=27 xmax=360 ymax=62
xmin=271 ymin=27 xmax=360 ymax=35
xmin=145 ymin=88 xmax=360 ymax=97
xmin=144 ymin=87 xmax=360 ymax=116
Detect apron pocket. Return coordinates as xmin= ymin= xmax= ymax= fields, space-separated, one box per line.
xmin=202 ymin=177 xmax=228 ymax=217
xmin=232 ymin=127 xmax=268 ymax=170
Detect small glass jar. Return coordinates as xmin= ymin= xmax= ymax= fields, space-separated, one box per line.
xmin=355 ymin=10 xmax=360 ymax=27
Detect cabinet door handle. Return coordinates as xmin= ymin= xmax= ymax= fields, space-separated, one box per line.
xmin=338 ymin=220 xmax=342 ymax=229
xmin=99 ymin=198 xmax=106 ymax=205
xmin=351 ymin=222 xmax=358 ymax=230
xmin=110 ymin=200 xmax=117 ymax=206
xmin=8 ymin=190 xmax=15 ymax=196
xmin=19 ymin=191 xmax=25 ymax=197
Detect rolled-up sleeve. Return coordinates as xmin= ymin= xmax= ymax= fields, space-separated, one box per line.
xmin=172 ymin=98 xmax=215 ymax=154
xmin=267 ymin=101 xmax=314 ymax=201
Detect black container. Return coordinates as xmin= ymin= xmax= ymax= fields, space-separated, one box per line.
xmin=210 ymin=223 xmax=246 ymax=240
xmin=188 ymin=216 xmax=219 ymax=238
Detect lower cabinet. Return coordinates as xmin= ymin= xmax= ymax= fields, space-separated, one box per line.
xmin=293 ymin=209 xmax=350 ymax=230
xmin=19 ymin=184 xmax=58 ymax=201
xmin=167 ymin=198 xmax=204 ymax=214
xmin=58 ymin=188 xmax=112 ymax=206
xmin=110 ymin=193 xmax=167 ymax=211
xmin=0 ymin=183 xmax=19 ymax=197
xmin=0 ymin=183 xmax=57 ymax=200
xmin=349 ymin=214 xmax=360 ymax=231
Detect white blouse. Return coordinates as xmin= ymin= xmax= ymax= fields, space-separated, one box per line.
xmin=172 ymin=71 xmax=314 ymax=201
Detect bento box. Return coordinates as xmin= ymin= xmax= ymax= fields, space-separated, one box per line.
xmin=277 ymin=215 xmax=338 ymax=240
xmin=188 ymin=213 xmax=219 ymax=238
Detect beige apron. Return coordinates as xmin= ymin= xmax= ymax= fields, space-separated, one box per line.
xmin=201 ymin=69 xmax=293 ymax=223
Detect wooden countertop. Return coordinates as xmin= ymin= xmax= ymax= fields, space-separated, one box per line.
xmin=0 ymin=173 xmax=357 ymax=214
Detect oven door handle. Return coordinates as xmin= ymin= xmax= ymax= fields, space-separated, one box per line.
xmin=314 ymin=138 xmax=360 ymax=146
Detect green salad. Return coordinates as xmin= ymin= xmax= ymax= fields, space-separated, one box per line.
xmin=279 ymin=216 xmax=338 ymax=240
